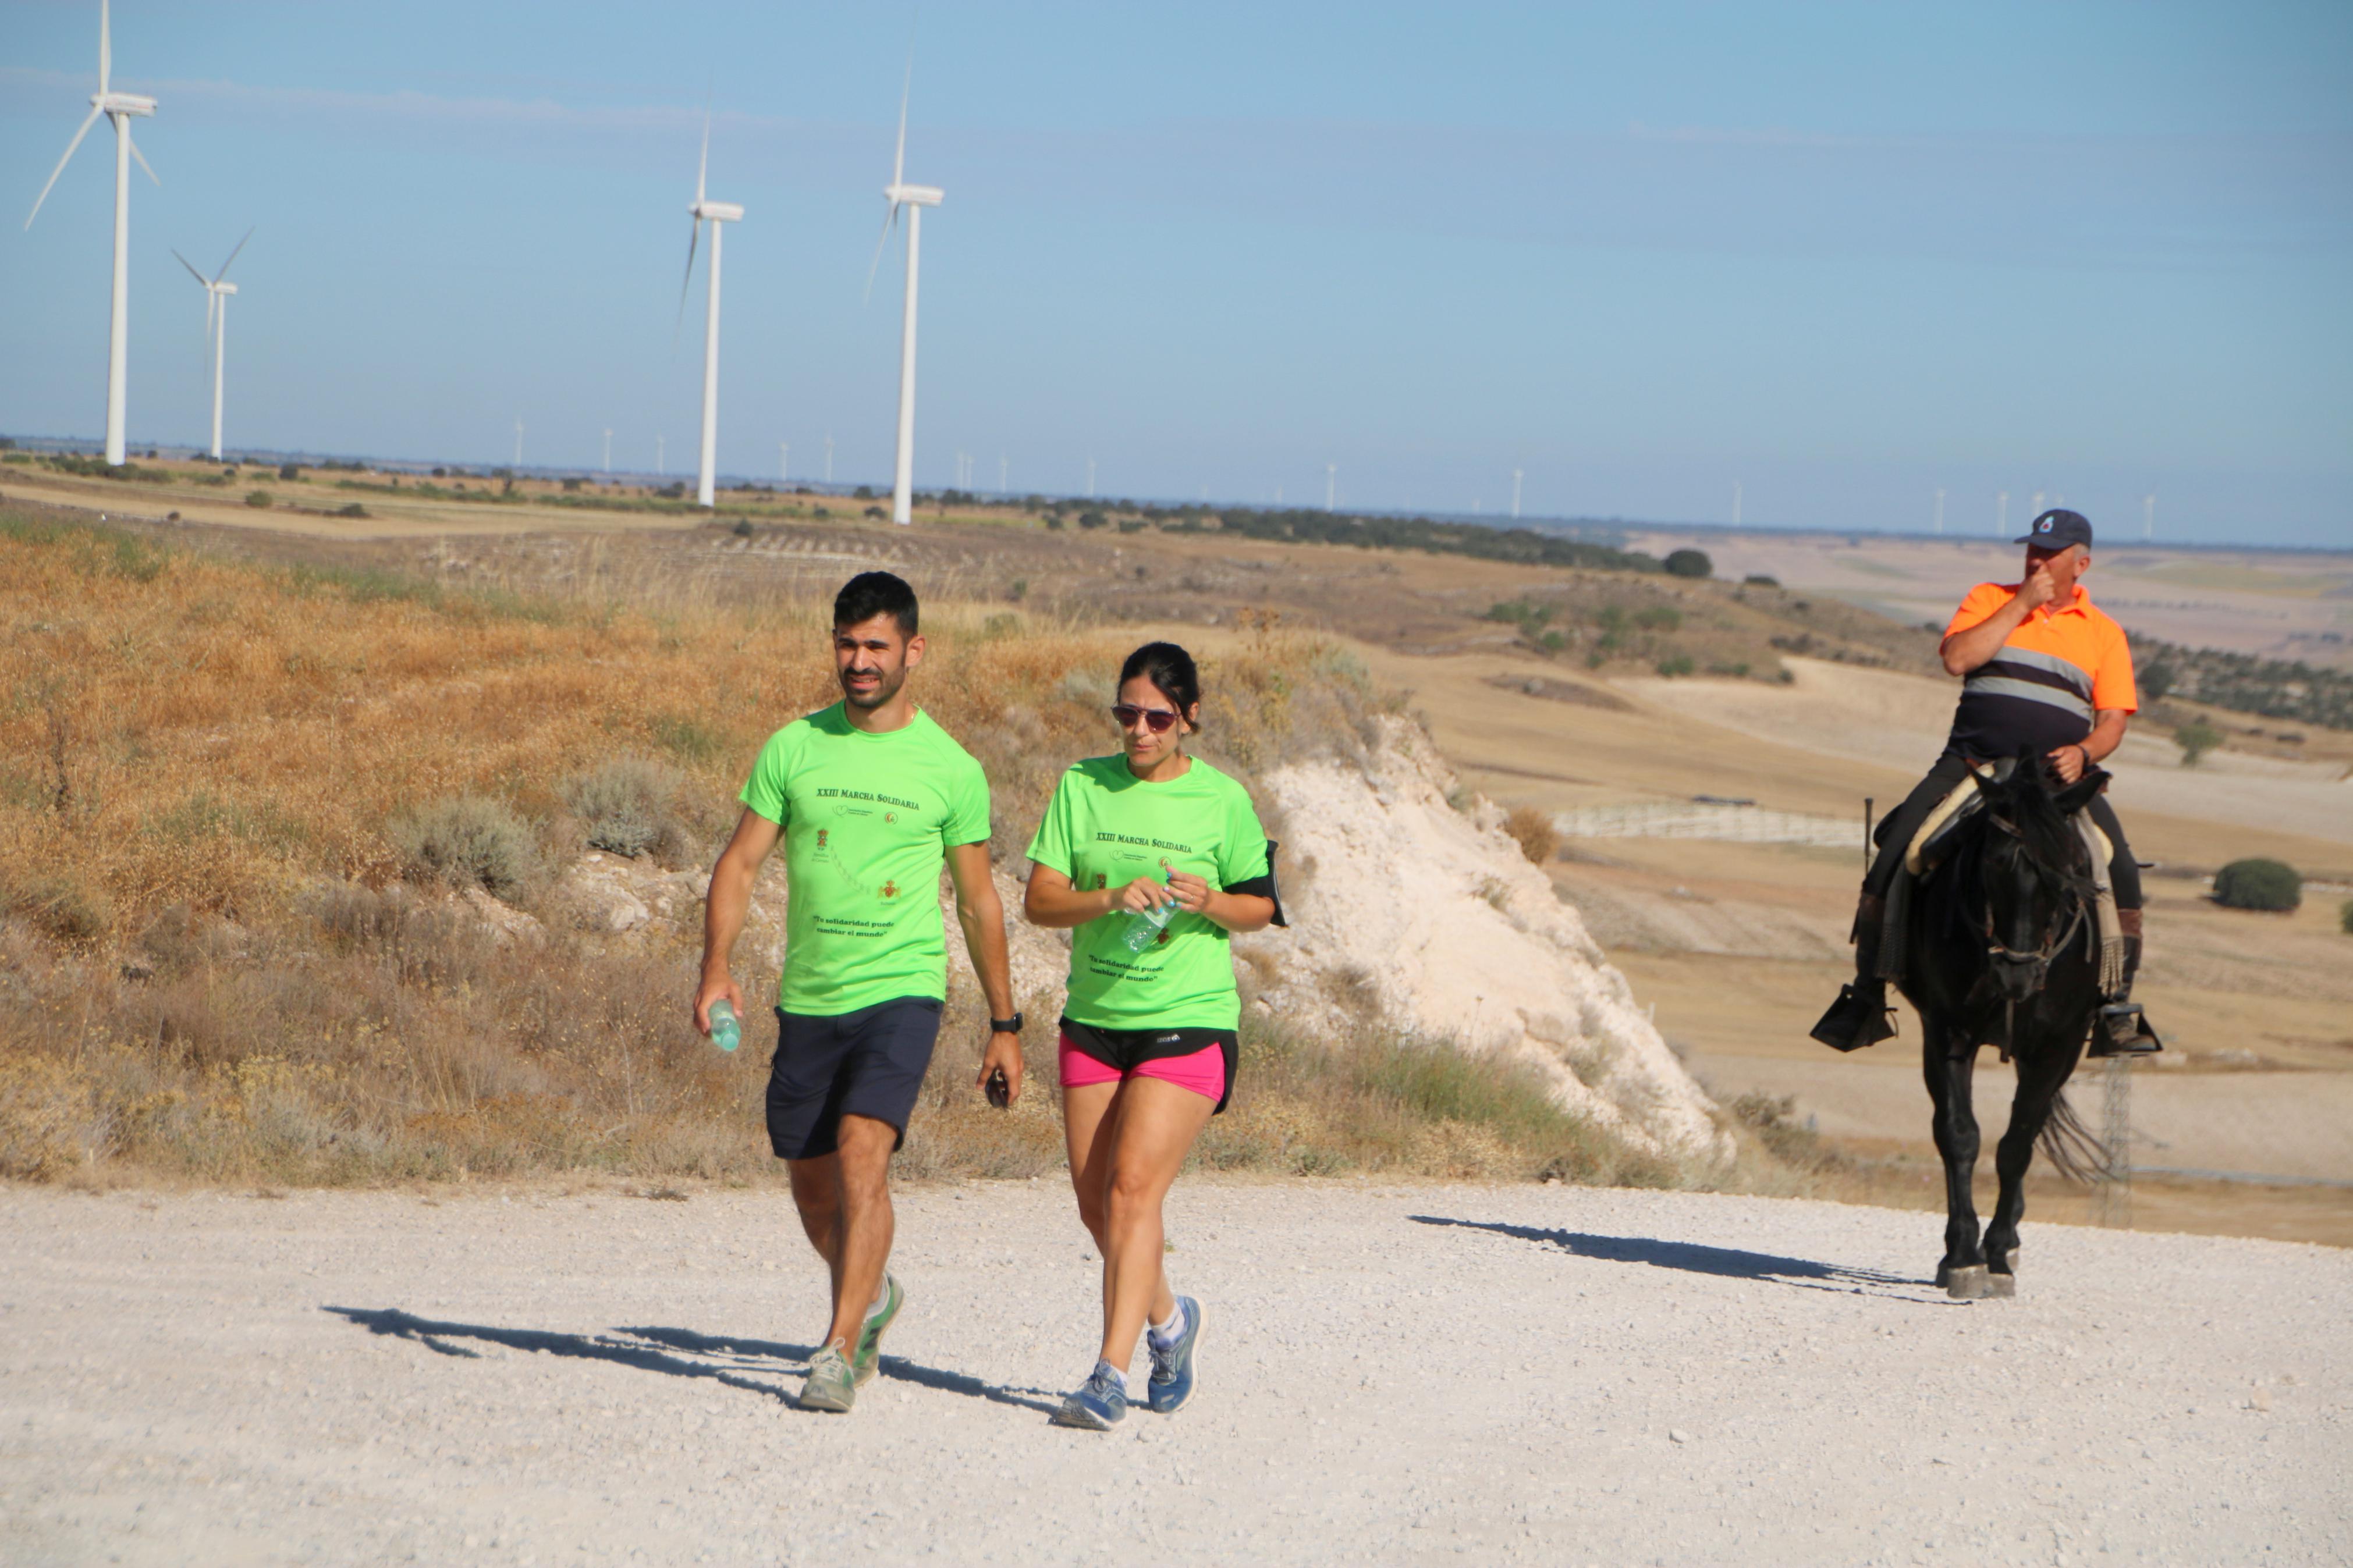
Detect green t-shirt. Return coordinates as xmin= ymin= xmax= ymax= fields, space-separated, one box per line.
xmin=739 ymin=703 xmax=991 ymax=1016
xmin=1025 ymin=755 xmax=1270 ymax=1031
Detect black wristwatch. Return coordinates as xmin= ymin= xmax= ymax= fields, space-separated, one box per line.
xmin=989 ymin=1012 xmax=1024 ymax=1034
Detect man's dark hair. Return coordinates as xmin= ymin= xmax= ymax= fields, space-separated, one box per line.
xmin=833 ymin=571 xmax=918 ymax=637
xmin=1119 ymin=641 xmax=1202 ymax=724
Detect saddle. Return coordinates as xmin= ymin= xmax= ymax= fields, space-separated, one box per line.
xmin=1876 ymin=761 xmax=2125 ymax=997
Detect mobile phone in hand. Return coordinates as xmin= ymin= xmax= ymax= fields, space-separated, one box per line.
xmin=985 ymin=1068 xmax=1011 ymax=1110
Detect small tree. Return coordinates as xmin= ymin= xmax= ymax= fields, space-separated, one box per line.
xmin=244 ymin=490 xmax=274 ymax=508
xmin=2340 ymin=898 xmax=2353 ymax=936
xmin=2139 ymin=658 xmax=2177 ymax=702
xmin=2175 ymin=718 xmax=2222 ymax=766
xmin=2213 ymin=858 xmax=2300 ymax=912
xmin=853 ymin=485 xmax=875 ymax=500
xmin=278 ymin=462 xmax=300 ymax=481
xmin=1664 ymin=547 xmax=1712 ymax=579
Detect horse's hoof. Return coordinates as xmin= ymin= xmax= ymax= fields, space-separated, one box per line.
xmin=1986 ymin=1271 xmax=2016 ymax=1297
xmin=1943 ymin=1264 xmax=1990 ymax=1299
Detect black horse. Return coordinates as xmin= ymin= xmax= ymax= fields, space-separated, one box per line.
xmin=1899 ymin=753 xmax=2110 ymax=1299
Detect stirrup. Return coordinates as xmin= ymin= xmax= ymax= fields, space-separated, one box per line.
xmin=2088 ymin=1001 xmax=2161 ymax=1057
xmin=1810 ymin=984 xmax=1896 ymax=1053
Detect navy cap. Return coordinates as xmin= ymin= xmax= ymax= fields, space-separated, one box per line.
xmin=2015 ymin=509 xmax=2093 ymax=550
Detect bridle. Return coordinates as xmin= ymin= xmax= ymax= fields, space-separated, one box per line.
xmin=1976 ymin=810 xmax=2092 ymax=1056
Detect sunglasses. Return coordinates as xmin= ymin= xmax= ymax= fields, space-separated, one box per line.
xmin=1109 ymin=703 xmax=1182 ymax=734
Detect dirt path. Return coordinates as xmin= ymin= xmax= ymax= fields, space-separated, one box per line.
xmin=3 ymin=1182 xmax=2344 ymax=1566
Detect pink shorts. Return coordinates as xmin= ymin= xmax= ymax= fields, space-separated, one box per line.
xmin=1057 ymin=1033 xmax=1227 ymax=1103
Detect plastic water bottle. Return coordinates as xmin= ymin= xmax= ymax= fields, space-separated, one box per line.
xmin=708 ymin=999 xmax=741 ymax=1053
xmin=1123 ymin=902 xmax=1175 ymax=953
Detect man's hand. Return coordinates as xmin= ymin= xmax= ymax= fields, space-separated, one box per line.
xmin=1166 ymin=871 xmax=1214 ymax=913
xmin=1115 ymin=876 xmax=1174 ymax=915
xmin=693 ymin=971 xmax=744 ymax=1036
xmin=976 ymin=1030 xmax=1024 ymax=1105
xmin=2046 ymin=742 xmax=2088 ymax=785
xmin=2018 ymin=560 xmax=2060 ymax=613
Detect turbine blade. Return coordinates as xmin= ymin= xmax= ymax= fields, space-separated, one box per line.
xmin=892 ymin=55 xmax=911 ymax=188
xmin=126 ymin=124 xmax=159 ymax=187
xmin=862 ymin=202 xmax=899 ymax=304
xmin=214 ymin=226 xmax=253 ymax=282
xmin=24 ymin=105 xmax=104 ymax=230
xmin=172 ymin=247 xmax=207 ymax=286
xmin=675 ymin=216 xmax=701 ymax=339
xmin=99 ymin=0 xmax=111 ymax=97
xmin=696 ymin=112 xmax=710 ymax=206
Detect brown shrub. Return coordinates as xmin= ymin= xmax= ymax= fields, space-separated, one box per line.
xmin=1502 ymin=805 xmax=1560 ymax=865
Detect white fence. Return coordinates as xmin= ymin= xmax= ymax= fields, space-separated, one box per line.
xmin=1553 ymin=801 xmax=1864 ymax=849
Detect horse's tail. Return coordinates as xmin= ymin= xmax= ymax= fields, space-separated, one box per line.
xmin=2037 ymin=1088 xmax=2107 ymax=1186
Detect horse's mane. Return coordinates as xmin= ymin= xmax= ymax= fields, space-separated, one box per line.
xmin=1992 ymin=752 xmax=2096 ymax=900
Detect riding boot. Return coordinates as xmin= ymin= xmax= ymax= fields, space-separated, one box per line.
xmin=1809 ymin=892 xmax=1897 ymax=1053
xmin=2089 ymin=911 xmax=2161 ymax=1057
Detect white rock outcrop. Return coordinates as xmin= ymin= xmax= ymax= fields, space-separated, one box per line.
xmin=1231 ymin=717 xmax=1731 ymax=1162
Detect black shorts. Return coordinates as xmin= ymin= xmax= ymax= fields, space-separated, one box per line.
xmin=764 ymin=997 xmax=943 ymax=1161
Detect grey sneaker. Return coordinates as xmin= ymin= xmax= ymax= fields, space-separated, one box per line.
xmin=1146 ymin=1296 xmax=1202 ymax=1415
xmin=799 ymin=1339 xmax=857 ymax=1413
xmin=1049 ymin=1360 xmax=1128 ymax=1430
xmin=852 ymin=1273 xmax=904 ymax=1386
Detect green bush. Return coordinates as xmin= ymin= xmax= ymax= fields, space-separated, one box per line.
xmin=335 ymin=503 xmax=367 ymax=518
xmin=561 ymin=758 xmax=686 ymax=862
xmin=2174 ymin=718 xmax=2222 ymax=766
xmin=1742 ymin=573 xmax=1779 ymax=588
xmin=2212 ymin=858 xmax=2301 ymax=912
xmin=244 ymin=490 xmax=274 ymax=508
xmin=389 ymin=795 xmax=541 ymax=899
xmin=1664 ymin=547 xmax=1712 ymax=579
xmin=1655 ymin=653 xmax=1696 ymax=677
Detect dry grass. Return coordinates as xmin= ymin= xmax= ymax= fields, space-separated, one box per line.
xmin=0 ymin=508 xmax=1717 ymax=1191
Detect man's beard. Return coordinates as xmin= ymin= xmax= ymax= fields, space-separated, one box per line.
xmin=840 ymin=665 xmax=906 ymax=709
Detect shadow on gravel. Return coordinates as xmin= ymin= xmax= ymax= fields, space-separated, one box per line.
xmin=1407 ymin=1218 xmax=1955 ymax=1303
xmin=324 ymin=1309 xmax=1059 ymax=1413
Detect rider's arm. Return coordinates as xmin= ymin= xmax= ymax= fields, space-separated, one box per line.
xmin=1941 ymin=567 xmax=2057 ymax=675
xmin=695 ymin=808 xmax=780 ymax=1032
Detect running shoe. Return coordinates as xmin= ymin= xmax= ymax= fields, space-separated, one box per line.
xmin=852 ymin=1272 xmax=904 ymax=1386
xmin=799 ymin=1339 xmax=857 ymax=1414
xmin=1145 ymin=1295 xmax=1203 ymax=1415
xmin=1049 ymin=1360 xmax=1128 ymax=1430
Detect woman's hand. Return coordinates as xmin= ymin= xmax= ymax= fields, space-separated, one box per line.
xmin=1166 ymin=872 xmax=1214 ymax=913
xmin=1115 ymin=876 xmax=1175 ymax=915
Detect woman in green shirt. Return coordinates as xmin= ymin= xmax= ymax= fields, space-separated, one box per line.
xmin=1023 ymin=642 xmax=1282 ymax=1430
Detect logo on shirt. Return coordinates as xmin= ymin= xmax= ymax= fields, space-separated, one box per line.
xmin=816 ymin=829 xmax=829 ymax=849
xmin=881 ymin=879 xmax=900 ymax=901
xmin=885 ymin=811 xmax=898 ymax=824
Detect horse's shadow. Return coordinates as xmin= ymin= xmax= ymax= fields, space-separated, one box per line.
xmin=323 ymin=1307 xmax=1061 ymax=1413
xmin=1408 ymin=1217 xmax=1957 ymax=1303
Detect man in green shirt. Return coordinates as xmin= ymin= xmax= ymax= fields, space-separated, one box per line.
xmin=695 ymin=571 xmax=1025 ymax=1414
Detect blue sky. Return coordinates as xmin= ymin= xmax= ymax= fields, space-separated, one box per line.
xmin=4 ymin=1 xmax=2348 ymax=543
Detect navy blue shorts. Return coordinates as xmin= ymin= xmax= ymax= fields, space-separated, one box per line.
xmin=764 ymin=997 xmax=943 ymax=1161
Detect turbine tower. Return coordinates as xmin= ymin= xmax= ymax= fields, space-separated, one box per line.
xmin=602 ymin=428 xmax=612 ymax=474
xmin=27 ymin=0 xmax=161 ymax=467
xmin=867 ymin=57 xmax=943 ymax=526
xmin=1933 ymin=487 xmax=1946 ymax=535
xmin=170 ymin=229 xmax=250 ymax=461
xmin=1510 ymin=468 xmax=1524 ymax=520
xmin=679 ymin=114 xmax=743 ymax=509
xmin=1997 ymin=490 xmax=2008 ymax=536
xmin=1325 ymin=463 xmax=1337 ymax=510
xmin=778 ymin=442 xmax=789 ymax=483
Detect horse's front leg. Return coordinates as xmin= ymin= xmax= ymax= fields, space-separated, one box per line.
xmin=1921 ymin=1011 xmax=1989 ymax=1297
xmin=1982 ymin=1029 xmax=2085 ymax=1299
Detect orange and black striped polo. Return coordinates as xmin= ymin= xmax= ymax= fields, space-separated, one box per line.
xmin=1942 ymin=582 xmax=2138 ymax=762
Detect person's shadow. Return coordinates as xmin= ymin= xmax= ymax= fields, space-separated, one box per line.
xmin=324 ymin=1307 xmax=1061 ymax=1413
xmin=1408 ymin=1216 xmax=1951 ymax=1302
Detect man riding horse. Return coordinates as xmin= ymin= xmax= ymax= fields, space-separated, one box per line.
xmin=1811 ymin=508 xmax=2162 ymax=1057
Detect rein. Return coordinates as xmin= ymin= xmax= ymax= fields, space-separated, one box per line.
xmin=1973 ymin=810 xmax=2095 ymax=1059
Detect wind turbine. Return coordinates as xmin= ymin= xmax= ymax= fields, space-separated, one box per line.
xmin=27 ymin=0 xmax=161 ymax=468
xmin=1933 ymin=487 xmax=1946 ymax=535
xmin=778 ymin=442 xmax=789 ymax=483
xmin=866 ymin=56 xmax=944 ymax=525
xmin=1510 ymin=469 xmax=1524 ymax=520
xmin=679 ymin=113 xmax=743 ymax=509
xmin=1996 ymin=490 xmax=2008 ymax=536
xmin=170 ymin=228 xmax=249 ymax=461
xmin=602 ymin=428 xmax=612 ymax=474
xmin=823 ymin=432 xmax=834 ymax=484
xmin=1325 ymin=463 xmax=1336 ymax=510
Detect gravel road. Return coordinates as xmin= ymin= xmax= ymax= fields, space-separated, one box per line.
xmin=2 ymin=1179 xmax=2345 ymax=1566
